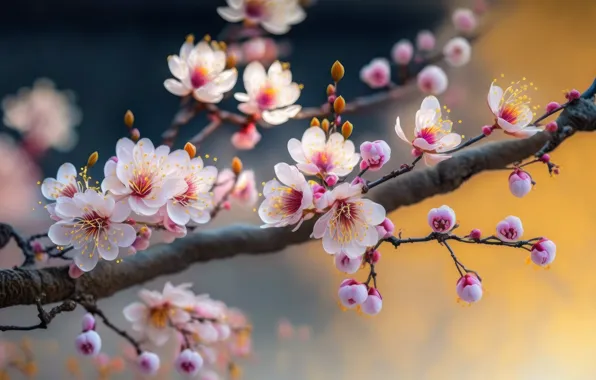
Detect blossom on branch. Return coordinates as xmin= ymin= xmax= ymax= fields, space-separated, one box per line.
xmin=217 ymin=0 xmax=306 ymax=35
xmin=496 ymin=215 xmax=524 ymax=242
xmin=427 ymin=205 xmax=456 ymax=233
xmin=360 ymin=58 xmax=391 ymax=89
xmin=359 ymin=140 xmax=391 ymax=171
xmin=213 ymin=169 xmax=259 ymax=207
xmin=235 ymin=61 xmax=301 ymax=125
xmin=487 ymin=80 xmax=542 ymax=137
xmin=456 ymin=273 xmax=482 ymax=303
xmin=41 ymin=162 xmax=81 ymax=201
xmin=530 ymin=238 xmax=556 ymax=267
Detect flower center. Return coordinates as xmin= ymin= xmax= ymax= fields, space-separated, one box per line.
xmin=190 ymin=66 xmax=211 ymax=88
xmin=499 ymin=226 xmax=518 ymax=240
xmin=61 ymin=183 xmax=79 ymax=198
xmin=329 ymin=200 xmax=363 ymax=244
xmin=280 ymin=188 xmax=303 ymax=216
xmin=432 ymin=217 xmax=451 ymax=232
xmin=416 ymin=126 xmax=440 ymax=145
xmin=73 ymin=211 xmax=110 ymax=244
xmin=499 ymin=104 xmax=521 ymax=124
xmin=312 ymin=151 xmax=334 ymax=173
xmin=80 ymin=342 xmax=95 ymax=354
xmin=181 ymin=361 xmax=196 ymax=373
xmin=174 ymin=175 xmax=199 ymax=206
xmin=245 ymin=0 xmax=267 ymax=19
xmin=129 ymin=171 xmax=155 ymax=198
xmin=149 ymin=307 xmax=169 ymax=329
xmin=256 ymin=85 xmax=278 ymax=110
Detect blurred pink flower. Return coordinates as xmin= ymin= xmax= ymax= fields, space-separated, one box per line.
xmin=360 ymin=58 xmax=391 ymax=89
xmin=277 ymin=319 xmax=294 ymax=340
xmin=213 ymin=169 xmax=258 ymax=207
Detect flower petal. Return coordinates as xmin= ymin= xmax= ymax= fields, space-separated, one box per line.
xmin=164 ymin=79 xmax=191 ymax=97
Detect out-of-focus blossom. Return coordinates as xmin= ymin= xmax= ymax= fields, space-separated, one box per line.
xmin=508 ymin=169 xmax=533 ymax=198
xmin=391 ymin=40 xmax=414 ymax=65
xmin=2 ymin=78 xmax=81 ymax=152
xmin=213 ymin=169 xmax=259 ymax=207
xmin=395 ymin=96 xmax=461 ymax=165
xmin=456 ymin=273 xmax=483 ymax=303
xmin=81 ymin=313 xmax=96 ymax=332
xmin=452 ymin=8 xmax=478 ymax=33
xmin=164 ymin=37 xmax=237 ymax=103
xmin=334 ymin=252 xmax=363 ymax=274
xmin=235 ymin=61 xmax=301 ymax=125
xmin=427 ymin=205 xmax=456 ymax=233
xmin=487 ymin=81 xmax=542 ymax=137
xmin=443 ymin=37 xmax=472 ymax=67
xmin=231 ymin=123 xmax=262 ymax=150
xmin=530 ymin=238 xmax=556 ymax=267
xmin=277 ymin=319 xmax=294 ymax=340
xmin=137 ymin=352 xmax=161 ymax=376
xmin=217 ymin=0 xmax=306 ymax=35
xmin=360 ymin=58 xmax=391 ymax=89
xmin=175 ymin=349 xmax=203 ymax=377
xmin=417 ymin=65 xmax=448 ymax=95
xmin=496 ymin=215 xmax=524 ymax=242
xmin=312 ymin=183 xmax=385 ymax=258
xmin=359 ymin=140 xmax=391 ymax=171
xmin=416 ymin=30 xmax=436 ymax=51
xmin=41 ymin=163 xmax=81 ymax=201
xmin=361 ymin=287 xmax=383 ymax=315
xmin=338 ymin=279 xmax=368 ymax=308
xmin=259 ymin=163 xmax=314 ymax=230
xmin=287 ymin=127 xmax=360 ymax=178
xmin=75 ymin=330 xmax=102 ymax=356
xmin=47 ymin=190 xmax=135 ymax=272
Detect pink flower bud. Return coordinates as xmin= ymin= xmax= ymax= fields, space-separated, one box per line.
xmin=416 ymin=30 xmax=436 ymax=51
xmin=175 ymin=349 xmax=203 ymax=377
xmin=545 ymin=101 xmax=560 ymax=113
xmin=361 ymin=287 xmax=383 ymax=315
xmin=443 ymin=37 xmax=472 ymax=67
xmin=482 ymin=125 xmax=493 ymax=136
xmin=128 ymin=246 xmax=137 ymax=255
xmin=530 ymin=238 xmax=556 ymax=267
xmin=360 ymin=140 xmax=391 ymax=171
xmin=427 ymin=205 xmax=456 ymax=233
xmin=242 ymin=37 xmax=267 ymax=62
xmin=223 ymin=201 xmax=231 ymax=210
xmin=452 ymin=8 xmax=477 ymax=33
xmin=109 ymin=156 xmax=118 ymax=163
xmin=81 ymin=313 xmax=96 ymax=332
xmin=75 ymin=330 xmax=102 ymax=356
xmin=69 ymin=262 xmax=84 ymax=279
xmin=411 ymin=148 xmax=423 ymax=157
xmin=31 ymin=241 xmax=44 ymax=253
xmin=360 ymin=58 xmax=391 ymax=89
xmin=366 ymin=249 xmax=381 ymax=264
xmin=545 ymin=121 xmax=558 ymax=132
xmin=540 ymin=154 xmax=550 ymax=163
xmin=338 ymin=279 xmax=368 ymax=308
xmin=139 ymin=226 xmax=152 ymax=240
xmin=376 ymin=218 xmax=395 ymax=239
xmin=132 ymin=237 xmax=150 ymax=252
xmin=391 ymin=39 xmax=414 ymax=65
xmin=137 ymin=351 xmax=161 ymax=376
xmin=508 ymin=169 xmax=533 ymax=198
xmin=327 ymin=95 xmax=337 ymax=104
xmin=456 ymin=273 xmax=483 ymax=303
xmin=417 ymin=65 xmax=448 ymax=95
xmin=469 ymin=229 xmax=482 ymax=240
xmin=231 ymin=123 xmax=262 ymax=150
xmin=496 ymin=215 xmax=524 ymax=242
xmin=351 ymin=176 xmax=365 ymax=186
xmin=566 ymin=89 xmax=581 ymax=101
xmin=325 ymin=174 xmax=338 ymax=187
xmin=334 ymin=252 xmax=363 ymax=274
xmin=359 ymin=160 xmax=369 ymax=171
xmin=130 ymin=128 xmax=140 ymax=140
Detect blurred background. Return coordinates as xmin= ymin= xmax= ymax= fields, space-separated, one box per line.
xmin=1 ymin=0 xmax=596 ymax=378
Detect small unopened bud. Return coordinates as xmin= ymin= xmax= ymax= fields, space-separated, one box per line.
xmin=327 ymin=95 xmax=337 ymax=105
xmin=566 ymin=89 xmax=581 ymax=101
xmin=469 ymin=229 xmax=482 ymax=240
xmin=545 ymin=101 xmax=560 ymax=113
xmin=184 ymin=142 xmax=197 ymax=158
xmin=124 ymin=110 xmax=135 ymax=128
xmin=69 ymin=262 xmax=84 ymax=279
xmin=325 ymin=174 xmax=338 ymax=187
xmin=411 ymin=148 xmax=423 ymax=157
xmin=367 ymin=249 xmax=381 ymax=264
xmin=231 ymin=157 xmax=243 ymax=175
xmin=545 ymin=121 xmax=558 ymax=133
xmin=540 ymin=154 xmax=550 ymax=163
xmin=333 ymin=96 xmax=346 ymax=114
xmin=331 ymin=60 xmax=345 ymax=82
xmin=310 ymin=117 xmax=320 ymax=127
xmin=326 ymin=84 xmax=336 ymax=96
xmin=482 ymin=125 xmax=493 ymax=136
xmin=226 ymin=55 xmax=237 ymax=69
xmin=321 ymin=119 xmax=330 ymax=133
xmin=131 ymin=128 xmax=141 ymax=142
xmin=86 ymin=151 xmax=99 ymax=168
xmin=223 ymin=201 xmax=231 ymax=210
xmin=335 ymin=116 xmax=342 ymax=126
xmin=341 ymin=121 xmax=353 ymax=139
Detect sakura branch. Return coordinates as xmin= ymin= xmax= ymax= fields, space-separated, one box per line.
xmin=0 ymin=296 xmax=76 ymax=332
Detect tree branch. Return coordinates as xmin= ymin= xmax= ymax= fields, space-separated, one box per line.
xmin=0 ymin=296 xmax=76 ymax=331
xmin=0 ymin=82 xmax=594 ymax=309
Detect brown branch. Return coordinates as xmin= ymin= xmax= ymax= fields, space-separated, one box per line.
xmin=0 ymin=86 xmax=594 ymax=310
xmin=0 ymin=295 xmax=76 ymax=331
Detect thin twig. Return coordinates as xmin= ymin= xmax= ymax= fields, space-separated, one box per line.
xmin=363 ymin=155 xmax=422 ymax=192
xmin=0 ymin=296 xmax=76 ymax=331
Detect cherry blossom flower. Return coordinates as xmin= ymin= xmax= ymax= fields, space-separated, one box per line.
xmin=417 ymin=65 xmax=448 ymax=95
xmin=416 ymin=30 xmax=436 ymax=51
xmin=47 ymin=190 xmax=135 ymax=272
xmin=443 ymin=37 xmax=472 ymax=67
xmin=164 ymin=37 xmax=238 ymax=103
xmin=509 ymin=169 xmax=533 ymax=198
xmin=41 ymin=163 xmax=81 ymax=201
xmin=122 ymin=282 xmax=194 ymax=346
xmin=2 ymin=78 xmax=81 ymax=152
xmin=175 ymin=349 xmax=203 ymax=377
xmin=287 ymin=127 xmax=360 ymax=178
xmin=395 ymin=96 xmax=462 ymax=165
xmin=334 ymin=252 xmax=363 ymax=274
xmin=391 ymin=40 xmax=414 ymax=65
xmin=452 ymin=8 xmax=477 ymax=33
xmin=137 ymin=352 xmax=161 ymax=376
xmin=213 ymin=169 xmax=259 ymax=207
xmin=496 ymin=215 xmax=524 ymax=242
xmin=360 ymin=58 xmax=391 ymax=89
xmin=165 ymin=150 xmax=218 ymax=226
xmin=312 ymin=183 xmax=386 ymax=257
xmin=487 ymin=81 xmax=542 ymax=137
xmin=231 ymin=122 xmax=262 ymax=149
xmin=75 ymin=330 xmax=102 ymax=356
xmin=427 ymin=205 xmax=456 ymax=233
xmin=361 ymin=287 xmax=383 ymax=315
xmin=259 ymin=163 xmax=314 ymax=230
xmin=217 ymin=0 xmax=306 ymax=35
xmin=102 ymin=138 xmax=184 ymax=216
xmin=456 ymin=273 xmax=483 ymax=303
xmin=359 ymin=140 xmax=391 ymax=171
xmin=530 ymin=238 xmax=556 ymax=267
xmin=338 ymin=279 xmax=368 ymax=308
xmin=234 ymin=61 xmax=301 ymax=125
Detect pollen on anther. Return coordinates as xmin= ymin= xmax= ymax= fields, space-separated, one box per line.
xmin=36 ymin=181 xmax=41 ymax=185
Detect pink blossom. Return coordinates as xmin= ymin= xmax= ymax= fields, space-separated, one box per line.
xmin=213 ymin=169 xmax=259 ymax=207
xmin=361 ymin=287 xmax=383 ymax=315
xmin=427 ymin=205 xmax=456 ymax=233
xmin=360 ymin=140 xmax=391 ymax=171
xmin=530 ymin=238 xmax=556 ymax=267
xmin=376 ymin=218 xmax=395 ymax=239
xmin=417 ymin=65 xmax=448 ymax=95
xmin=367 ymin=249 xmax=381 ymax=264
xmin=351 ymin=176 xmax=365 ymax=187
xmin=82 ymin=313 xmax=96 ymax=332
xmin=69 ymin=262 xmax=84 ymax=279
xmin=231 ymin=123 xmax=262 ymax=150
xmin=338 ymin=279 xmax=368 ymax=308
xmin=456 ymin=273 xmax=483 ymax=303
xmin=391 ymin=40 xmax=414 ymax=65
xmin=175 ymin=349 xmax=203 ymax=377
xmin=566 ymin=89 xmax=581 ymax=101
xmin=487 ymin=81 xmax=542 ymax=137
xmin=443 ymin=37 xmax=472 ymax=67
xmin=496 ymin=216 xmax=524 ymax=242
xmin=334 ymin=252 xmax=363 ymax=274
xmin=41 ymin=162 xmax=81 ymax=201
xmin=132 ymin=236 xmax=151 ymax=252
xmin=360 ymin=58 xmax=391 ymax=89
xmin=508 ymin=169 xmax=533 ymax=198
xmin=452 ymin=8 xmax=477 ymax=33
xmin=325 ymin=174 xmax=339 ymax=187
xmin=545 ymin=121 xmax=558 ymax=132
xmin=545 ymin=101 xmax=560 ymax=113
xmin=75 ymin=330 xmax=102 ymax=356
xmin=137 ymin=351 xmax=160 ymax=376
xmin=277 ymin=319 xmax=294 ymax=339
xmin=469 ymin=229 xmax=482 ymax=240
xmin=416 ymin=30 xmax=436 ymax=51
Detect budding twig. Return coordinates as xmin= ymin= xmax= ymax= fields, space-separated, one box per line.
xmin=0 ymin=296 xmax=76 ymax=331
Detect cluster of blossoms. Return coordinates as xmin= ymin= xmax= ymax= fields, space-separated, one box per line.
xmin=73 ymin=283 xmax=251 ymax=378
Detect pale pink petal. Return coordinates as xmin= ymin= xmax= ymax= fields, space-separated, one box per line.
xmin=487 ymin=82 xmax=503 ymax=115
xmin=164 ymin=79 xmax=191 ymax=97
xmin=394 ymin=117 xmax=410 ymax=144
xmin=123 ymin=302 xmax=148 ymax=322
